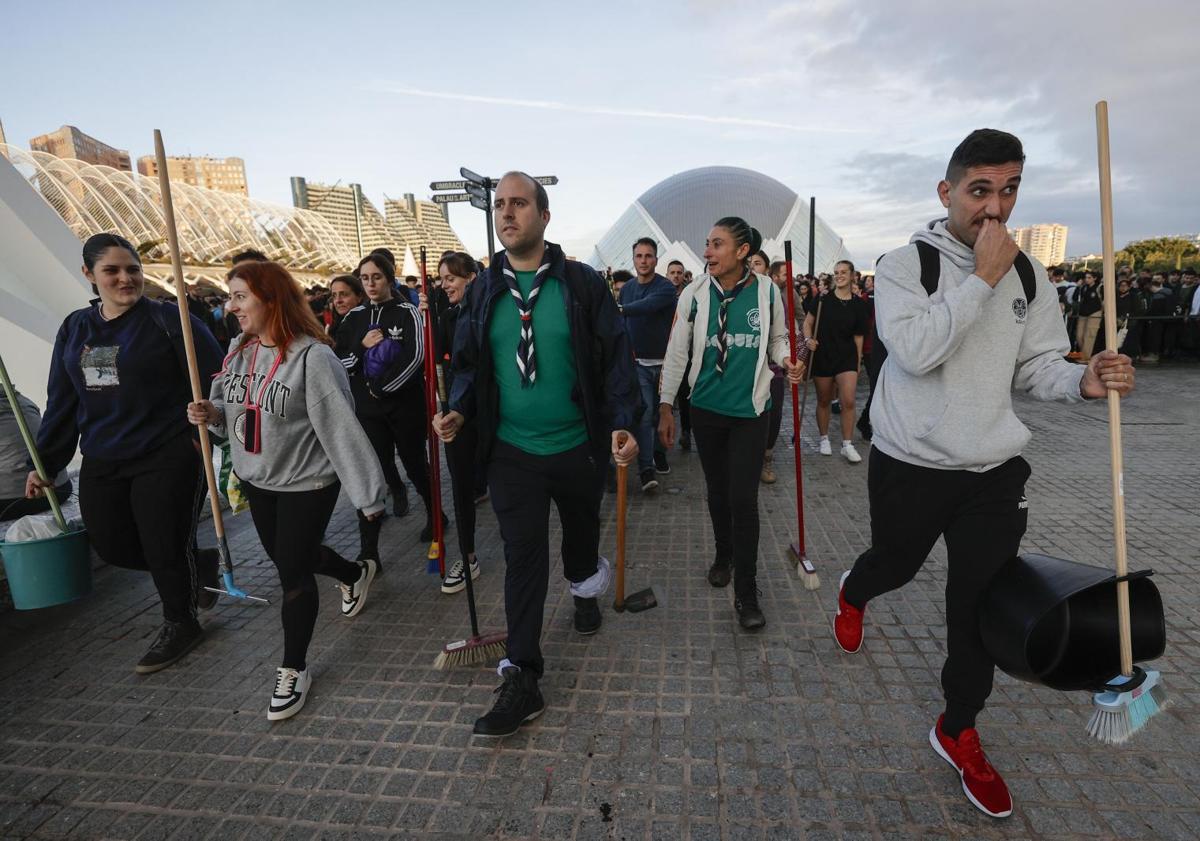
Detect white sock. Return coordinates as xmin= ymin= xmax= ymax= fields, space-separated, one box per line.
xmin=820 ymin=435 xmax=829 ymax=442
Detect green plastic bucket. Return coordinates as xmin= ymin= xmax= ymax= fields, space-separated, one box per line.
xmin=0 ymin=528 xmax=93 ymax=610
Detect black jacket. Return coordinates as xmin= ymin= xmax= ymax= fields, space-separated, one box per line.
xmin=449 ymin=242 xmax=640 ymax=464
xmin=334 ymin=296 xmax=425 ymax=405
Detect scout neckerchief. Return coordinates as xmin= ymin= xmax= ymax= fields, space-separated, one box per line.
xmin=709 ymin=269 xmax=753 ymax=375
xmin=500 ymin=249 xmax=551 ymax=387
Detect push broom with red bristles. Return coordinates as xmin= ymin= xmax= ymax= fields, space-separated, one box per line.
xmin=783 ymin=241 xmax=819 ymax=590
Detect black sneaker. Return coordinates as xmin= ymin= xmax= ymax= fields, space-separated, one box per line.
xmin=707 ymin=561 xmax=731 ymax=588
xmin=473 ymin=666 xmax=545 ymax=737
xmin=135 ymin=619 xmax=204 ymax=674
xmin=640 ymin=469 xmax=658 ymax=493
xmin=391 ymin=484 xmax=410 ymax=518
xmin=680 ymin=430 xmax=692 ymax=451
xmin=420 ymin=511 xmax=450 ymax=542
xmin=196 ymin=548 xmax=220 ymax=611
xmin=734 ymin=586 xmax=766 ymax=631
xmin=573 ymin=596 xmax=602 ymax=635
xmin=653 ymin=451 xmax=671 ymax=475
xmin=339 ymin=558 xmax=377 ymax=618
xmin=268 ymin=667 xmax=311 ymax=721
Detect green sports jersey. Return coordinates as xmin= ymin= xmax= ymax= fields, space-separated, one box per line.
xmin=488 ymin=271 xmax=588 ymax=455
xmin=690 ymin=281 xmax=768 ymax=418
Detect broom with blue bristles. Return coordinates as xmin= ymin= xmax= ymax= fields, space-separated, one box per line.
xmin=1086 ymin=100 xmax=1166 ymax=744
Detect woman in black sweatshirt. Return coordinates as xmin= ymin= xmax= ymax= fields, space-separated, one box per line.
xmin=26 ymin=233 xmax=223 ymax=675
xmin=334 ymin=253 xmax=445 ymax=556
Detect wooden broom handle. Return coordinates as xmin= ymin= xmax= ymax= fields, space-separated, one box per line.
xmin=154 ymin=130 xmax=226 ymax=541
xmin=1095 ymin=101 xmax=1133 ymax=676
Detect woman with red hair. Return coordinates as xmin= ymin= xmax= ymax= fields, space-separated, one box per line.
xmin=187 ymin=261 xmax=386 ymax=721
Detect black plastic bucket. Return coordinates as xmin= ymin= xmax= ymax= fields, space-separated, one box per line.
xmin=979 ymin=553 xmax=1165 ymax=692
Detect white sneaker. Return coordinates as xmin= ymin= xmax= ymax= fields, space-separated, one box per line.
xmin=819 ymin=437 xmax=832 ymax=456
xmin=841 ymin=442 xmax=862 ymax=464
xmin=441 ymin=557 xmax=481 ymax=594
xmin=339 ymin=558 xmax=377 ymax=618
xmin=268 ymin=667 xmax=311 ymax=721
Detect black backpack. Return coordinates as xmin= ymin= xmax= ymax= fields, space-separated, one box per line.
xmin=865 ymin=241 xmax=1037 ymax=388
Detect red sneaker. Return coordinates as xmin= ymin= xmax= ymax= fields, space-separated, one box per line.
xmin=833 ymin=570 xmax=864 ymax=653
xmin=929 ymin=716 xmax=1013 ymax=818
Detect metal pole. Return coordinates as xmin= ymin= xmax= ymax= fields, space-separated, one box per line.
xmin=808 ymin=196 xmax=816 ymax=276
xmin=351 ymin=183 xmax=364 ymax=260
xmin=484 ymin=182 xmax=496 ymax=264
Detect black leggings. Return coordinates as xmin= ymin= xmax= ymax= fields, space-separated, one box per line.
xmin=766 ymin=376 xmax=785 ymax=449
xmin=242 ymin=481 xmax=360 ymax=671
xmin=444 ymin=420 xmax=478 ymax=558
xmin=691 ymin=407 xmax=769 ymax=593
xmin=843 ymin=449 xmax=1030 ymax=734
xmin=357 ymin=392 xmax=431 ymax=512
xmin=78 ymin=434 xmax=205 ymax=624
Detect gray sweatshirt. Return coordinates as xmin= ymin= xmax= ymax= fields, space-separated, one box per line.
xmin=208 ymin=334 xmax=386 ymax=515
xmin=871 ymin=219 xmax=1086 ymax=472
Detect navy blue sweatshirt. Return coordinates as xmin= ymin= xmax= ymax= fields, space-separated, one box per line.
xmin=37 ymin=297 xmax=223 ymax=476
xmin=619 ymin=273 xmax=676 ymax=360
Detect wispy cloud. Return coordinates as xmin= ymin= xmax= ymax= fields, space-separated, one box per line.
xmin=371 ymin=83 xmax=865 ymax=135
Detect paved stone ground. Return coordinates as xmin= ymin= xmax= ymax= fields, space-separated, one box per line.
xmin=0 ymin=367 xmax=1197 ymax=841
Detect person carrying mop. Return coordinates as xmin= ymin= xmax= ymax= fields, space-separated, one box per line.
xmin=433 ymin=172 xmax=640 ymax=738
xmin=27 ymin=233 xmax=224 ymax=675
xmin=831 ymin=129 xmax=1136 ymax=818
xmin=187 ymin=261 xmax=386 ymax=721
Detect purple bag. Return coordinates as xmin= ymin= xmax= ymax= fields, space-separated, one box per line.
xmin=365 ymin=332 xmax=404 ymax=381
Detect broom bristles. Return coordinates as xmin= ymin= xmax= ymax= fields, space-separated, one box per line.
xmin=432 ymin=635 xmax=508 ymax=670
xmin=1086 ymin=670 xmax=1167 ymax=744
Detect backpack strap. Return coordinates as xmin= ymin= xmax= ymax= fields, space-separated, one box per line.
xmin=149 ymin=299 xmax=191 ymax=379
xmin=1014 ymin=252 xmax=1038 ymax=304
xmin=914 ymin=240 xmax=941 ymax=295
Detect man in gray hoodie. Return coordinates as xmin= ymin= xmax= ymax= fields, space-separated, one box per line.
xmin=831 ymin=129 xmax=1137 ymax=819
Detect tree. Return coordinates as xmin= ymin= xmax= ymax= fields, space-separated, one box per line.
xmin=1115 ymin=236 xmax=1199 ymax=272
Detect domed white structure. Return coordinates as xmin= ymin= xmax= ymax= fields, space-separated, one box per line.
xmin=589 ymin=166 xmax=848 ymax=275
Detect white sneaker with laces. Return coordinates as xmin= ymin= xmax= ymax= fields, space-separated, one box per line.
xmin=819 ymin=437 xmax=833 ymax=456
xmin=441 ymin=557 xmax=481 ymax=594
xmin=268 ymin=667 xmax=311 ymax=721
xmin=842 ymin=442 xmax=862 ymax=464
xmin=339 ymin=558 xmax=377 ymax=618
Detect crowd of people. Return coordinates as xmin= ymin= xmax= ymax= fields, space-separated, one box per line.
xmin=11 ymin=130 xmax=1147 ymax=820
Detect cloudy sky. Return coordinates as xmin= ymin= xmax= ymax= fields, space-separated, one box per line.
xmin=3 ymin=0 xmax=1196 ymax=266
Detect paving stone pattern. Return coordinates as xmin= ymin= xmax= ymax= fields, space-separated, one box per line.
xmin=0 ymin=367 xmax=1197 ymax=840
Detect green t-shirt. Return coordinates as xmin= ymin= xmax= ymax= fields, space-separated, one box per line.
xmin=488 ymin=272 xmax=588 ymax=455
xmin=690 ymin=282 xmax=767 ymax=419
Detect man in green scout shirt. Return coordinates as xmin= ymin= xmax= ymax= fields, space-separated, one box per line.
xmin=435 ymin=172 xmax=641 ymax=738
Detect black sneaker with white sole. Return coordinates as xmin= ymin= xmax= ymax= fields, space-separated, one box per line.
xmin=339 ymin=558 xmax=377 ymax=618
xmin=653 ymin=451 xmax=671 ymax=474
xmin=268 ymin=667 xmax=311 ymax=721
xmin=472 ymin=666 xmax=545 ymax=737
xmin=135 ymin=619 xmax=204 ymax=674
xmin=441 ymin=557 xmax=481 ymax=594
xmin=640 ymin=469 xmax=659 ymax=493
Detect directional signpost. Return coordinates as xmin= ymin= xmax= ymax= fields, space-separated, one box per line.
xmin=428 ymin=169 xmax=558 ymax=264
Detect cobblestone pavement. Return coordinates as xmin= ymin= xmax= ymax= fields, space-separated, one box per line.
xmin=1 ymin=367 xmax=1197 ymax=841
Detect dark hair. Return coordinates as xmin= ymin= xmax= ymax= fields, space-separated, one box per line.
xmin=438 ymin=251 xmax=477 ymax=279
xmin=369 ymin=247 xmax=395 ymax=265
xmin=329 ymin=273 xmax=364 ymax=299
xmin=501 ymin=171 xmax=549 ymax=213
xmin=83 ymin=233 xmax=139 ymax=271
xmin=946 ymin=129 xmax=1025 ymax=183
xmin=632 ymin=237 xmax=658 ymax=255
xmin=611 ymin=269 xmax=633 ymax=284
xmin=1049 ymin=266 xmax=1066 ymax=278
xmin=752 ymin=250 xmax=771 ymax=269
xmin=768 ymin=260 xmax=787 ymax=277
xmin=667 ymin=260 xmax=685 ymax=270
xmin=713 ymin=217 xmax=763 ymax=269
xmin=836 ymin=259 xmax=856 ymax=274
xmin=231 ymin=248 xmax=268 ymax=265
xmin=357 ymin=253 xmax=396 ymax=284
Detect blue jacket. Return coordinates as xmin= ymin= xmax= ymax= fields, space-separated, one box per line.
xmin=38 ymin=297 xmax=223 ymax=475
xmin=450 ymin=241 xmax=641 ymax=464
xmin=619 ymin=273 xmax=676 ymax=360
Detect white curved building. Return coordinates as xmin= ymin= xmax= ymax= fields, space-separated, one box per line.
xmin=1 ymin=144 xmax=358 ymax=277
xmin=589 ymin=166 xmax=849 ymax=275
